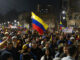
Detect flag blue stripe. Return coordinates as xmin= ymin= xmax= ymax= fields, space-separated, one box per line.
xmin=32 ymin=18 xmax=46 ymax=31
xmin=60 ymin=24 xmax=64 ymax=27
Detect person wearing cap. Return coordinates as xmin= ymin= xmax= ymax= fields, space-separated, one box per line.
xmin=5 ymin=32 xmax=9 ymax=35
xmin=4 ymin=32 xmax=9 ymax=38
xmin=22 ymin=45 xmax=34 ymax=60
xmin=4 ymin=32 xmax=11 ymax=43
xmin=19 ymin=44 xmax=28 ymax=60
xmin=20 ymin=44 xmax=33 ymax=60
xmin=2 ymin=37 xmax=7 ymax=41
xmin=67 ymin=37 xmax=73 ymax=45
xmin=70 ymin=36 xmax=75 ymax=44
xmin=12 ymin=36 xmax=17 ymax=48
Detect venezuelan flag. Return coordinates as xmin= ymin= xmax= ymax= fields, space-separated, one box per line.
xmin=17 ymin=24 xmax=22 ymax=29
xmin=31 ymin=12 xmax=48 ymax=35
xmin=60 ymin=21 xmax=65 ymax=30
xmin=50 ymin=35 xmax=54 ymax=42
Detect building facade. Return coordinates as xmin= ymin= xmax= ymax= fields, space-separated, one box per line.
xmin=36 ymin=3 xmax=57 ymax=28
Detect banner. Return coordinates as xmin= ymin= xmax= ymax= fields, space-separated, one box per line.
xmin=62 ymin=27 xmax=73 ymax=33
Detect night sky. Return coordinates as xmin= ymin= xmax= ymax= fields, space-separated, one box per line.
xmin=0 ymin=0 xmax=59 ymax=15
xmin=0 ymin=0 xmax=80 ymax=15
xmin=70 ymin=0 xmax=80 ymax=12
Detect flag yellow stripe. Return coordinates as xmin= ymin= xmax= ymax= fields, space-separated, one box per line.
xmin=60 ymin=21 xmax=62 ymax=25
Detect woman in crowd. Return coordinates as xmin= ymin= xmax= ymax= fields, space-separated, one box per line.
xmin=41 ymin=49 xmax=53 ymax=60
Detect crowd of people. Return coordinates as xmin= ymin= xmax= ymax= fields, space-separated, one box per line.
xmin=0 ymin=28 xmax=80 ymax=60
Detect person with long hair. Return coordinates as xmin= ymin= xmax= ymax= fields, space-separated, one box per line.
xmin=41 ymin=49 xmax=53 ymax=60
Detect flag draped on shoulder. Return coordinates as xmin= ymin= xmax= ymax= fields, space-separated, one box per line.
xmin=31 ymin=12 xmax=48 ymax=35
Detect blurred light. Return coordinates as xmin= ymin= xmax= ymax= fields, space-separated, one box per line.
xmin=8 ymin=21 xmax=10 ymax=24
xmin=14 ymin=20 xmax=17 ymax=22
xmin=62 ymin=10 xmax=66 ymax=14
xmin=63 ymin=17 xmax=66 ymax=20
xmin=32 ymin=15 xmax=35 ymax=18
xmin=46 ymin=9 xmax=48 ymax=10
xmin=48 ymin=5 xmax=52 ymax=6
xmin=4 ymin=23 xmax=6 ymax=24
xmin=17 ymin=21 xmax=20 ymax=25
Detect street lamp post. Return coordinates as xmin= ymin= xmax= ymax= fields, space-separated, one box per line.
xmin=60 ymin=10 xmax=67 ymax=27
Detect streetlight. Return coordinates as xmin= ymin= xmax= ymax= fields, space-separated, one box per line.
xmin=63 ymin=16 xmax=66 ymax=20
xmin=62 ymin=10 xmax=66 ymax=14
xmin=62 ymin=10 xmax=66 ymax=20
xmin=14 ymin=20 xmax=17 ymax=22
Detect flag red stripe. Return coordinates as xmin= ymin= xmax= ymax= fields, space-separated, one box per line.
xmin=32 ymin=23 xmax=44 ymax=35
xmin=60 ymin=26 xmax=62 ymax=30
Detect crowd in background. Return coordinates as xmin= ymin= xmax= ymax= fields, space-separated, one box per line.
xmin=0 ymin=28 xmax=80 ymax=60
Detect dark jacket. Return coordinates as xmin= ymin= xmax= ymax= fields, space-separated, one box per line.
xmin=0 ymin=50 xmax=13 ymax=60
xmin=23 ymin=52 xmax=34 ymax=60
xmin=31 ymin=47 xmax=43 ymax=60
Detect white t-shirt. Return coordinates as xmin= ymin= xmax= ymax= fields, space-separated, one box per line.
xmin=61 ymin=56 xmax=75 ymax=60
xmin=41 ymin=55 xmax=53 ymax=60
